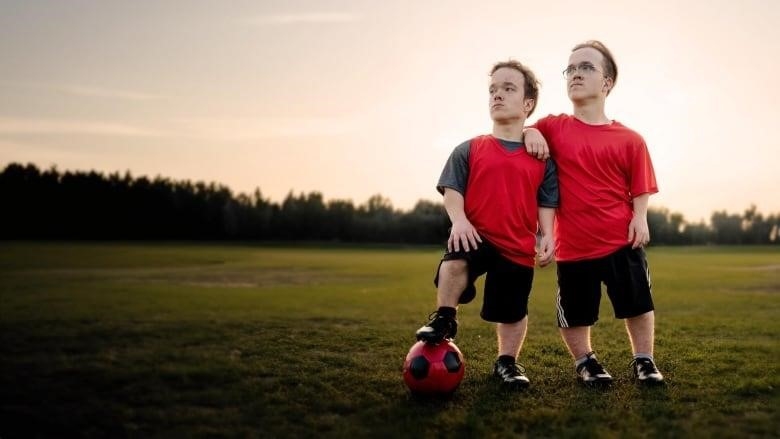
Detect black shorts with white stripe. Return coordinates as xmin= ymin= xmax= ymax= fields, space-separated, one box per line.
xmin=555 ymin=245 xmax=654 ymax=327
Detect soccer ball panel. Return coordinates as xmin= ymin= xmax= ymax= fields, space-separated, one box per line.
xmin=408 ymin=355 xmax=430 ymax=380
xmin=443 ymin=351 xmax=462 ymax=373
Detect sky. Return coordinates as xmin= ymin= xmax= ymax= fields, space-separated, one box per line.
xmin=1 ymin=0 xmax=778 ymax=224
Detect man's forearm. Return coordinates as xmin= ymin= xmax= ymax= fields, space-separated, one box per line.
xmin=632 ymin=194 xmax=650 ymax=217
xmin=538 ymin=207 xmax=555 ymax=236
xmin=443 ymin=188 xmax=467 ymax=223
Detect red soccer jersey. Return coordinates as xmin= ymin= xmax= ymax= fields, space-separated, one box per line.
xmin=464 ymin=135 xmax=548 ymax=267
xmin=534 ymin=114 xmax=658 ymax=261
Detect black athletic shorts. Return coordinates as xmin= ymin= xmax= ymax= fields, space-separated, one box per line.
xmin=433 ymin=239 xmax=534 ymax=324
xmin=555 ymin=245 xmax=654 ymax=327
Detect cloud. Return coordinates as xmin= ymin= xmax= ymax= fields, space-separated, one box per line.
xmin=55 ymin=85 xmax=163 ymax=101
xmin=0 ymin=114 xmax=356 ymax=142
xmin=0 ymin=138 xmax=26 ymax=150
xmin=170 ymin=116 xmax=357 ymax=141
xmin=0 ymin=117 xmax=166 ymax=137
xmin=244 ymin=12 xmax=359 ymax=25
xmin=0 ymin=80 xmax=164 ymax=101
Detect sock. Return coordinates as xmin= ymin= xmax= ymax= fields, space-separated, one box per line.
xmin=497 ymin=355 xmax=515 ymax=365
xmin=437 ymin=306 xmax=456 ymax=318
xmin=634 ymin=353 xmax=654 ymax=361
xmin=575 ymin=351 xmax=596 ymax=368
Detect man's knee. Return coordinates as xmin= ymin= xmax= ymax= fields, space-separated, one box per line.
xmin=439 ymin=259 xmax=468 ymax=279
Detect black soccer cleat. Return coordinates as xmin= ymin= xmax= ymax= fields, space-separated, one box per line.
xmin=576 ymin=352 xmax=613 ymax=386
xmin=493 ymin=359 xmax=530 ymax=389
xmin=630 ymin=357 xmax=665 ymax=385
xmin=415 ymin=311 xmax=457 ymax=344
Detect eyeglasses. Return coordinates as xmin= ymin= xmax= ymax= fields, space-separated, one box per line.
xmin=562 ymin=62 xmax=604 ymax=79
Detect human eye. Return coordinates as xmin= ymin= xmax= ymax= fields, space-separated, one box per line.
xmin=564 ymin=65 xmax=576 ymax=75
xmin=581 ymin=63 xmax=596 ymax=72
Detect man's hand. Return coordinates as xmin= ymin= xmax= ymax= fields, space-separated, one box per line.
xmin=628 ymin=214 xmax=650 ymax=249
xmin=536 ymin=234 xmax=555 ymax=267
xmin=448 ymin=219 xmax=482 ymax=252
xmin=523 ymin=128 xmax=550 ymax=161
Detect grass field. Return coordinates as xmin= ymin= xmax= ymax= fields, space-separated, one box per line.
xmin=1 ymin=242 xmax=778 ymax=438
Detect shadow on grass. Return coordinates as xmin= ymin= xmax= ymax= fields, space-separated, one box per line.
xmin=552 ymin=378 xmax=678 ymax=438
xmin=385 ymin=372 xmax=549 ymax=438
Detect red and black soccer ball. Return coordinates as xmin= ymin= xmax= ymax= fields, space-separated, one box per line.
xmin=402 ymin=340 xmax=465 ymax=395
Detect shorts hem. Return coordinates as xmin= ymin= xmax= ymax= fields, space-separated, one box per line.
xmin=614 ymin=306 xmax=655 ymax=320
xmin=557 ymin=320 xmax=597 ymax=328
xmin=481 ymin=312 xmax=528 ymax=324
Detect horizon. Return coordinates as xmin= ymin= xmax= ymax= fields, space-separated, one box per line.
xmin=3 ymin=159 xmax=774 ymax=225
xmin=1 ymin=1 xmax=779 ymax=224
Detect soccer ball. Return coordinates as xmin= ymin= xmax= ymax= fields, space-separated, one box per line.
xmin=403 ymin=340 xmax=465 ymax=395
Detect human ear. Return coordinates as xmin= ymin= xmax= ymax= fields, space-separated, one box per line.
xmin=603 ymin=77 xmax=613 ymax=93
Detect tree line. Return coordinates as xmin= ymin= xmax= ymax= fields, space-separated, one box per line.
xmin=1 ymin=163 xmax=778 ymax=245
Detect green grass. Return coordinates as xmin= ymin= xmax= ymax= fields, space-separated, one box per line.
xmin=1 ymin=242 xmax=778 ymax=438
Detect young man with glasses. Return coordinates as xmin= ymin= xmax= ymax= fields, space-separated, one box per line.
xmin=524 ymin=40 xmax=665 ymax=386
xmin=414 ymin=60 xmax=558 ymax=390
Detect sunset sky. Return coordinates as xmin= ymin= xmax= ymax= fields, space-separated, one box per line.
xmin=1 ymin=0 xmax=778 ymax=223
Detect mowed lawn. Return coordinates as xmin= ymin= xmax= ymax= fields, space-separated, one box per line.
xmin=1 ymin=242 xmax=778 ymax=438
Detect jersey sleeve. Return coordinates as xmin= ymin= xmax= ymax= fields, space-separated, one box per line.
xmin=530 ymin=114 xmax=555 ymax=137
xmin=537 ymin=158 xmax=559 ymax=208
xmin=629 ymin=137 xmax=659 ymax=197
xmin=436 ymin=140 xmax=470 ymax=195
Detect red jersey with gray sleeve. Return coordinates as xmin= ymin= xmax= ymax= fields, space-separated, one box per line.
xmin=533 ymin=114 xmax=658 ymax=261
xmin=436 ymin=135 xmax=559 ymax=267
